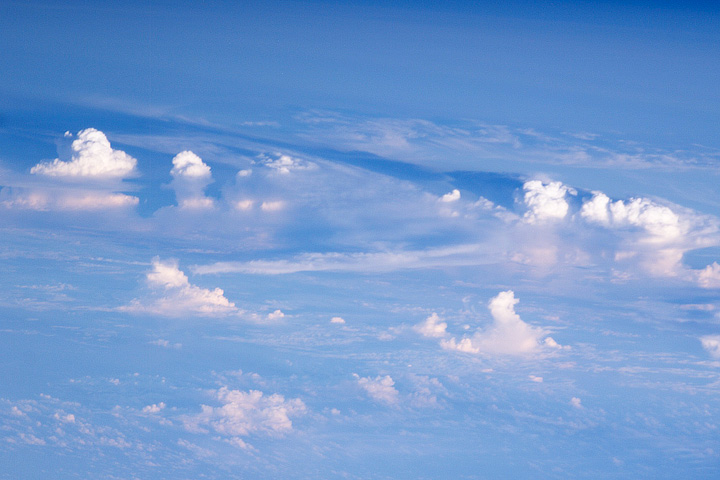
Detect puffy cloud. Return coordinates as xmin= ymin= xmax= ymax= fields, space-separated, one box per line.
xmin=356 ymin=374 xmax=399 ymax=405
xmin=330 ymin=316 xmax=346 ymax=324
xmin=142 ymin=402 xmax=166 ymax=414
xmin=261 ymin=153 xmax=315 ymax=174
xmin=700 ymin=335 xmax=720 ymax=358
xmin=581 ymin=193 xmax=683 ymax=243
xmin=183 ymin=387 xmax=306 ymax=447
xmin=441 ymin=291 xmax=558 ymax=356
xmin=697 ymin=262 xmax=720 ymax=288
xmin=266 ymin=309 xmax=285 ymax=321
xmin=122 ymin=258 xmax=237 ymax=317
xmin=413 ymin=312 xmax=447 ymax=338
xmin=439 ymin=189 xmax=460 ymax=202
xmin=169 ymin=151 xmax=214 ymax=209
xmin=570 ymin=397 xmax=583 ymax=409
xmin=260 ymin=201 xmax=284 ymax=212
xmin=31 ymin=128 xmax=137 ymax=178
xmin=523 ymin=180 xmax=576 ymax=223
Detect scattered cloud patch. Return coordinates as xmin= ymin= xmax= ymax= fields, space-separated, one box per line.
xmin=183 ymin=387 xmax=306 ymax=448
xmin=697 ymin=263 xmax=720 ymax=288
xmin=142 ymin=402 xmax=166 ymax=414
xmin=149 ymin=339 xmax=182 ymax=349
xmin=260 ymin=153 xmax=315 ymax=174
xmin=570 ymin=397 xmax=583 ymax=409
xmin=31 ymin=128 xmax=137 ymax=178
xmin=523 ymin=180 xmax=576 ymax=223
xmin=170 ymin=151 xmax=214 ymax=209
xmin=440 ymin=189 xmax=460 ymax=202
xmin=355 ymin=374 xmax=399 ymax=405
xmin=441 ymin=291 xmax=560 ymax=356
xmin=700 ymin=335 xmax=720 ymax=358
xmin=121 ymin=258 xmax=238 ymax=317
xmin=413 ymin=312 xmax=447 ymax=338
xmin=330 ymin=316 xmax=345 ymax=324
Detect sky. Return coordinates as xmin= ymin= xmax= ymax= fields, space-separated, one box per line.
xmin=1 ymin=0 xmax=720 ymax=478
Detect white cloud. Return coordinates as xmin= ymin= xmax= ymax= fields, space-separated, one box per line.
xmin=581 ymin=193 xmax=684 ymax=243
xmin=170 ymin=151 xmax=214 ymax=209
xmin=330 ymin=316 xmax=346 ymax=324
xmin=356 ymin=374 xmax=400 ymax=405
xmin=529 ymin=375 xmax=544 ymax=383
xmin=441 ymin=291 xmax=557 ymax=356
xmin=698 ymin=263 xmax=720 ymax=288
xmin=413 ymin=312 xmax=447 ymax=338
xmin=570 ymin=397 xmax=583 ymax=409
xmin=31 ymin=128 xmax=137 ymax=178
xmin=183 ymin=387 xmax=306 ymax=446
xmin=440 ymin=189 xmax=460 ymax=202
xmin=523 ymin=180 xmax=576 ymax=223
xmin=142 ymin=402 xmax=166 ymax=414
xmin=260 ymin=200 xmax=284 ymax=212
xmin=266 ymin=309 xmax=285 ymax=321
xmin=122 ymin=258 xmax=238 ymax=317
xmin=700 ymin=335 xmax=720 ymax=358
xmin=149 ymin=339 xmax=182 ymax=349
xmin=261 ymin=153 xmax=315 ymax=174
xmin=0 ymin=190 xmax=138 ymax=211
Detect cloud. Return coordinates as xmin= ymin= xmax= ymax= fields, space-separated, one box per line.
xmin=355 ymin=374 xmax=400 ymax=405
xmin=183 ymin=387 xmax=306 ymax=447
xmin=441 ymin=291 xmax=560 ymax=355
xmin=440 ymin=189 xmax=460 ymax=202
xmin=31 ymin=128 xmax=137 ymax=178
xmin=523 ymin=180 xmax=576 ymax=223
xmin=260 ymin=153 xmax=315 ymax=174
xmin=170 ymin=151 xmax=214 ymax=209
xmin=413 ymin=312 xmax=447 ymax=338
xmin=0 ymin=190 xmax=138 ymax=211
xmin=697 ymin=262 xmax=720 ymax=288
xmin=330 ymin=316 xmax=345 ymax=324
xmin=700 ymin=335 xmax=720 ymax=358
xmin=581 ymin=192 xmax=684 ymax=243
xmin=142 ymin=402 xmax=166 ymax=414
xmin=121 ymin=258 xmax=238 ymax=317
xmin=570 ymin=397 xmax=583 ymax=409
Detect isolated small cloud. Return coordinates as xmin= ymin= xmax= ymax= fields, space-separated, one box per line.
xmin=142 ymin=402 xmax=166 ymax=414
xmin=441 ymin=291 xmax=558 ymax=355
xmin=330 ymin=316 xmax=346 ymax=324
xmin=183 ymin=387 xmax=306 ymax=447
xmin=170 ymin=151 xmax=214 ymax=209
xmin=266 ymin=309 xmax=285 ymax=321
xmin=122 ymin=257 xmax=237 ymax=317
xmin=31 ymin=128 xmax=137 ymax=178
xmin=700 ymin=335 xmax=720 ymax=358
xmin=414 ymin=312 xmax=447 ymax=338
xmin=570 ymin=397 xmax=583 ymax=409
xmin=261 ymin=153 xmax=315 ymax=174
xmin=356 ymin=374 xmax=400 ymax=405
xmin=439 ymin=189 xmax=460 ymax=203
xmin=523 ymin=180 xmax=576 ymax=223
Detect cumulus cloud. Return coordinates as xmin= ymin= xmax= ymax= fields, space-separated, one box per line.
xmin=142 ymin=402 xmax=166 ymax=414
xmin=170 ymin=151 xmax=214 ymax=209
xmin=121 ymin=258 xmax=237 ymax=317
xmin=697 ymin=262 xmax=720 ymax=288
xmin=570 ymin=397 xmax=583 ymax=409
xmin=183 ymin=387 xmax=306 ymax=448
xmin=523 ymin=180 xmax=576 ymax=223
xmin=441 ymin=291 xmax=559 ymax=356
xmin=440 ymin=189 xmax=460 ymax=202
xmin=413 ymin=312 xmax=447 ymax=338
xmin=330 ymin=316 xmax=346 ymax=324
xmin=700 ymin=335 xmax=720 ymax=358
xmin=581 ymin=192 xmax=684 ymax=243
xmin=261 ymin=153 xmax=315 ymax=174
xmin=355 ymin=374 xmax=400 ymax=405
xmin=31 ymin=128 xmax=137 ymax=178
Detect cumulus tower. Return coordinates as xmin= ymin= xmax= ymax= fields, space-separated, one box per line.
xmin=170 ymin=151 xmax=214 ymax=209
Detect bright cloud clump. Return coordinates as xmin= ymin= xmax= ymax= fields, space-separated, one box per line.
xmin=183 ymin=387 xmax=306 ymax=448
xmin=440 ymin=291 xmax=560 ymax=356
xmin=356 ymin=374 xmax=400 ymax=405
xmin=31 ymin=128 xmax=137 ymax=178
xmin=523 ymin=180 xmax=576 ymax=223
xmin=170 ymin=151 xmax=214 ymax=209
xmin=122 ymin=257 xmax=237 ymax=317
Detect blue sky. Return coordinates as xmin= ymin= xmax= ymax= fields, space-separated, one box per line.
xmin=2 ymin=1 xmax=720 ymax=478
